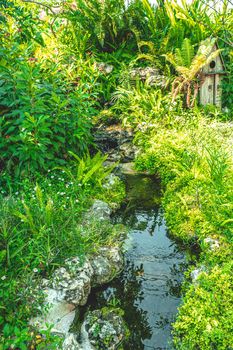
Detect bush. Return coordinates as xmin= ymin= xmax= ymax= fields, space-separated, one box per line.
xmin=0 ymin=49 xmax=97 ymax=175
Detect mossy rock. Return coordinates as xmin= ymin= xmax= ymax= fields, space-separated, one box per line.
xmin=84 ymin=307 xmax=130 ymax=350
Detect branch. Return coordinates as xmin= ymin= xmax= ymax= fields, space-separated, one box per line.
xmin=22 ymin=0 xmax=57 ymax=15
xmin=22 ymin=0 xmax=61 ymax=37
xmin=193 ymin=0 xmax=233 ymax=47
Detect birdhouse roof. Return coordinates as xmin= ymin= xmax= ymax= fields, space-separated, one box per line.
xmin=201 ymin=39 xmax=227 ymax=75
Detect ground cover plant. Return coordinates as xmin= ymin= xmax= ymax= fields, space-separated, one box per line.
xmin=0 ymin=0 xmax=232 ymax=349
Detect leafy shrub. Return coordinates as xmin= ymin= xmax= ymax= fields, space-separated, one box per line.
xmin=173 ymin=262 xmax=233 ymax=350
xmin=62 ymin=0 xmax=130 ymax=52
xmin=0 ymin=49 xmax=97 ymax=175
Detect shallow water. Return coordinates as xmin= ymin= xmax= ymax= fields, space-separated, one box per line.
xmin=87 ymin=174 xmax=190 ymax=350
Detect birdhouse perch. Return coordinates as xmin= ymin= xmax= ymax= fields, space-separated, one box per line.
xmin=199 ymin=42 xmax=226 ymax=108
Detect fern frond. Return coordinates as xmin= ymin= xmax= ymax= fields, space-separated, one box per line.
xmin=164 ymin=0 xmax=177 ymax=27
xmin=175 ymin=66 xmax=191 ymax=79
xmin=174 ymin=48 xmax=185 ymax=67
xmin=135 ymin=53 xmax=157 ymax=63
xmin=141 ymin=0 xmax=157 ymax=37
xmin=181 ymin=38 xmax=194 ymax=67
xmin=163 ymin=53 xmax=177 ymax=67
xmin=138 ymin=41 xmax=156 ymax=54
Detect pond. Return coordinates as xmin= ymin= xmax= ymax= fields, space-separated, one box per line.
xmin=85 ymin=173 xmax=192 ymax=350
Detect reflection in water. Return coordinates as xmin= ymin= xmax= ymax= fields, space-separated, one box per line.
xmin=86 ymin=174 xmax=189 ymax=350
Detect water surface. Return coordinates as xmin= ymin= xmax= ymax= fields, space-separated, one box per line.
xmin=87 ymin=174 xmax=189 ymax=350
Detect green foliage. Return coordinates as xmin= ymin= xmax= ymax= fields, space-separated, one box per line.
xmin=132 ymin=104 xmax=233 ymax=348
xmin=0 ymin=51 xmax=97 ymax=175
xmin=62 ymin=0 xmax=130 ymax=52
xmin=173 ymin=262 xmax=233 ymax=350
xmin=175 ymin=38 xmax=194 ymax=68
xmin=0 ymin=0 xmax=232 ymax=349
xmin=59 ymin=151 xmax=114 ymax=187
xmin=0 ymin=148 xmax=125 ymax=347
xmin=0 ymin=0 xmax=45 ymax=46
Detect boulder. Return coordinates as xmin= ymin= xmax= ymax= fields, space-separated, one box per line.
xmin=129 ymin=67 xmax=167 ymax=88
xmin=30 ymin=288 xmax=76 ymax=336
xmin=91 ymin=247 xmax=124 ymax=285
xmin=203 ymin=237 xmax=220 ymax=250
xmin=83 ymin=308 xmax=128 ymax=350
xmin=63 ymin=333 xmax=81 ymax=350
xmin=94 ymin=125 xmax=135 ymax=162
xmin=94 ymin=62 xmax=114 ymax=74
xmin=190 ymin=265 xmax=206 ymax=283
xmin=89 ymin=200 xmax=112 ymax=221
xmin=119 ymin=142 xmax=137 ymax=161
xmin=51 ymin=257 xmax=94 ymax=306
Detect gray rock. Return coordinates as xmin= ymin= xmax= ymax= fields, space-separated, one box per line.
xmin=30 ymin=288 xmax=76 ymax=336
xmin=63 ymin=333 xmax=81 ymax=350
xmin=190 ymin=265 xmax=206 ymax=283
xmin=94 ymin=62 xmax=114 ymax=74
xmin=119 ymin=142 xmax=138 ymax=161
xmin=30 ymin=244 xmax=124 ymax=344
xmin=129 ymin=67 xmax=167 ymax=87
xmin=94 ymin=125 xmax=135 ymax=162
xmin=203 ymin=237 xmax=220 ymax=250
xmin=108 ymin=153 xmax=122 ymax=162
xmin=91 ymin=247 xmax=124 ymax=285
xmin=89 ymin=200 xmax=112 ymax=221
xmin=51 ymin=258 xmax=94 ymax=306
xmin=83 ymin=308 xmax=128 ymax=350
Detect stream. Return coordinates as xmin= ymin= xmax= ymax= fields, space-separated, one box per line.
xmin=84 ymin=173 xmax=193 ymax=350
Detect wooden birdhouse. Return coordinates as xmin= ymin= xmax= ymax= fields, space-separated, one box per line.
xmin=199 ymin=43 xmax=226 ymax=108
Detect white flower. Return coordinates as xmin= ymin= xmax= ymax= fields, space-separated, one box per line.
xmin=51 ymin=176 xmax=54 ymax=179
xmin=66 ymin=197 xmax=69 ymax=199
xmin=33 ymin=268 xmax=38 ymax=273
xmin=48 ymin=170 xmax=51 ymax=173
xmin=48 ymin=184 xmax=52 ymax=187
xmin=75 ymin=199 xmax=79 ymax=203
xmin=1 ymin=276 xmax=6 ymax=280
xmin=78 ymin=183 xmax=82 ymax=187
xmin=15 ymin=191 xmax=19 ymax=195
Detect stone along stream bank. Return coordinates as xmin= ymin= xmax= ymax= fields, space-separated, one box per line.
xmin=79 ymin=172 xmax=194 ymax=350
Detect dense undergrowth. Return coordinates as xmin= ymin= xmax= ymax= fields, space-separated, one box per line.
xmin=132 ymin=103 xmax=233 ymax=349
xmin=0 ymin=0 xmax=232 ymax=349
